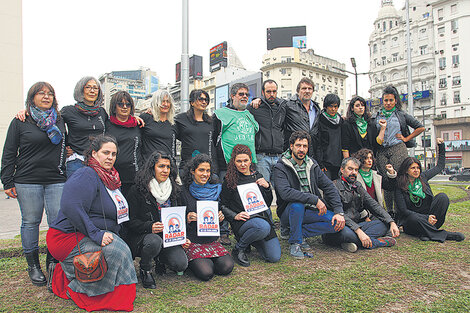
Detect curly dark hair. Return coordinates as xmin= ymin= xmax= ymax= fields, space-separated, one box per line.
xmin=352 ymin=148 xmax=375 ymax=168
xmin=182 ymin=153 xmax=218 ymax=186
xmin=345 ymin=96 xmax=371 ymax=122
xmin=382 ymin=85 xmax=402 ymax=110
xmin=396 ymin=157 xmax=427 ymax=192
xmin=225 ymin=145 xmax=254 ymax=190
xmin=134 ymin=151 xmax=180 ymax=202
xmin=84 ymin=134 xmax=118 ymax=164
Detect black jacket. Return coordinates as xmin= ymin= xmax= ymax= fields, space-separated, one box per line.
xmin=341 ymin=117 xmax=378 ymax=156
xmin=395 ymin=142 xmax=445 ymax=219
xmin=283 ymin=95 xmax=321 ymax=159
xmin=333 ymin=179 xmax=394 ymax=231
xmin=248 ymin=97 xmax=286 ymax=154
xmin=272 ymin=154 xmax=343 ymax=218
xmin=318 ymin=112 xmax=343 ymax=168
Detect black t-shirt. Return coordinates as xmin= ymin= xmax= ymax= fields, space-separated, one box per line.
xmin=61 ymin=105 xmax=108 ymax=155
xmin=140 ymin=113 xmax=176 ymax=161
xmin=105 ymin=120 xmax=143 ymax=184
xmin=1 ymin=117 xmax=67 ymax=189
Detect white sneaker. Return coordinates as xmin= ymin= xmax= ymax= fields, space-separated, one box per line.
xmin=341 ymin=242 xmax=358 ymax=253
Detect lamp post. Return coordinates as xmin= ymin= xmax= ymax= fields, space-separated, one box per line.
xmin=417 ymin=105 xmax=431 ymax=169
xmin=350 ymin=58 xmax=358 ymax=96
xmin=332 ymin=62 xmax=368 ymax=97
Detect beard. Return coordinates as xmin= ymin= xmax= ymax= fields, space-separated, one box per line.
xmin=265 ymin=96 xmax=276 ymax=104
xmin=344 ymin=174 xmax=357 ymax=183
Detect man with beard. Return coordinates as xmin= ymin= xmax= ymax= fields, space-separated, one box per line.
xmin=248 ymin=80 xmax=286 ymax=184
xmin=323 ymin=157 xmax=400 ymax=252
xmin=272 ymin=131 xmax=345 ymax=259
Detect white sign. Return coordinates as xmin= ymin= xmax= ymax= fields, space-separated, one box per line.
xmin=161 ymin=206 xmax=187 ymax=248
xmin=236 ymin=183 xmax=268 ymax=215
xmin=106 ymin=188 xmax=129 ymax=225
xmin=197 ymin=201 xmax=220 ymax=237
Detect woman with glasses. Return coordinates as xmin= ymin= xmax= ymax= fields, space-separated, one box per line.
xmin=105 ymin=91 xmax=143 ymax=197
xmin=140 ymin=90 xmax=176 ymax=161
xmin=175 ymin=89 xmax=217 ymax=177
xmin=1 ymin=82 xmax=66 ymax=286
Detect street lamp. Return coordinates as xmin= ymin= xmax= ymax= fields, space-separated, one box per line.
xmin=332 ymin=59 xmax=368 ymax=97
xmin=350 ymin=58 xmax=358 ymax=96
xmin=417 ymin=105 xmax=431 ymax=169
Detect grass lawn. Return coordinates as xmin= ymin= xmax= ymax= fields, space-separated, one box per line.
xmin=0 ymin=183 xmax=469 ymax=312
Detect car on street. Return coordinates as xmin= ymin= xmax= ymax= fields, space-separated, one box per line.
xmin=449 ymin=169 xmax=470 ymax=181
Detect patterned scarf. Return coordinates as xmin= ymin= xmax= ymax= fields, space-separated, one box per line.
xmin=408 ymin=179 xmax=426 ymax=204
xmin=359 ymin=169 xmax=373 ymax=188
xmin=283 ymin=150 xmax=310 ymax=193
xmin=354 ymin=113 xmax=368 ymax=136
xmin=381 ymin=106 xmax=397 ymax=118
xmin=189 ymin=181 xmax=222 ymax=201
xmin=75 ymin=101 xmax=101 ymax=117
xmin=323 ymin=111 xmax=341 ymax=125
xmin=87 ymin=157 xmax=121 ymax=190
xmin=30 ymin=106 xmax=63 ymax=145
xmin=110 ymin=115 xmax=138 ymax=128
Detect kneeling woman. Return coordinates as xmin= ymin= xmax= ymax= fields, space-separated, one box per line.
xmin=47 ymin=135 xmax=137 ymax=312
xmin=395 ymin=138 xmax=465 ymax=242
xmin=125 ymin=151 xmax=189 ymax=289
xmin=220 ymin=145 xmax=281 ymax=267
xmin=181 ymin=154 xmax=234 ymax=281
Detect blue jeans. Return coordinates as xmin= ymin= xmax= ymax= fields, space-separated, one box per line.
xmin=281 ymin=202 xmax=338 ymax=244
xmin=66 ymin=159 xmax=85 ymax=178
xmin=256 ymin=154 xmax=280 ymax=185
xmin=236 ymin=217 xmax=281 ymax=262
xmin=15 ymin=183 xmax=64 ymax=253
xmin=323 ymin=220 xmax=388 ymax=249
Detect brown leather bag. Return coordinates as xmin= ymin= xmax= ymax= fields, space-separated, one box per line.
xmin=73 ymin=249 xmax=108 ymax=283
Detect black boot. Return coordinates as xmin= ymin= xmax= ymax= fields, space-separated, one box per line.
xmin=25 ymin=251 xmax=46 ymax=286
xmin=232 ymin=247 xmax=250 ymax=267
xmin=46 ymin=250 xmax=58 ymax=292
xmin=140 ymin=268 xmax=156 ymax=289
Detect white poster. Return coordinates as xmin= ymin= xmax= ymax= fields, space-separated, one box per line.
xmin=105 ymin=188 xmax=129 ymax=225
xmin=161 ymin=206 xmax=187 ymax=248
xmin=236 ymin=183 xmax=268 ymax=215
xmin=197 ymin=201 xmax=220 ymax=237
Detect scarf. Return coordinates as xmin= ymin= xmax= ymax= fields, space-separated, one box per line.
xmin=189 ymin=181 xmax=222 ymax=201
xmin=110 ymin=115 xmax=138 ymax=128
xmin=30 ymin=106 xmax=63 ymax=145
xmin=87 ymin=157 xmax=121 ymax=190
xmin=359 ymin=169 xmax=373 ymax=188
xmin=408 ymin=179 xmax=426 ymax=204
xmin=149 ymin=178 xmax=172 ymax=204
xmin=354 ymin=113 xmax=368 ymax=136
xmin=75 ymin=101 xmax=101 ymax=117
xmin=381 ymin=106 xmax=397 ymax=118
xmin=323 ymin=111 xmax=341 ymax=125
xmin=283 ymin=150 xmax=309 ymax=193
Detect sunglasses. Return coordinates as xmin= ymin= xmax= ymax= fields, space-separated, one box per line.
xmin=117 ymin=102 xmax=132 ymax=108
xmin=237 ymin=92 xmax=250 ymax=97
xmin=197 ymin=97 xmax=209 ymax=103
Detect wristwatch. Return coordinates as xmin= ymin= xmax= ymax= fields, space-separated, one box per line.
xmin=338 ymin=212 xmax=345 ymax=216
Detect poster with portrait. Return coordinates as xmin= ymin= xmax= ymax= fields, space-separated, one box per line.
xmin=197 ymin=201 xmax=220 ymax=236
xmin=237 ymin=183 xmax=268 ymax=215
xmin=161 ymin=206 xmax=186 ymax=248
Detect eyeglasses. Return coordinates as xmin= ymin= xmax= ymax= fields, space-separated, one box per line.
xmin=84 ymin=86 xmax=99 ymax=91
xmin=197 ymin=97 xmax=208 ymax=103
xmin=237 ymin=92 xmax=250 ymax=97
xmin=37 ymin=91 xmax=54 ymax=98
xmin=117 ymin=102 xmax=131 ymax=108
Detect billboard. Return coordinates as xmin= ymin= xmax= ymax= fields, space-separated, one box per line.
xmin=210 ymin=41 xmax=228 ymax=72
xmin=215 ymin=84 xmax=229 ymax=109
xmin=267 ymin=26 xmax=307 ymax=50
xmin=175 ymin=55 xmax=203 ymax=82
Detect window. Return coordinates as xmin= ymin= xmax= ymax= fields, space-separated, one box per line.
xmin=265 ymin=71 xmax=270 ymax=78
xmin=421 ymin=81 xmax=429 ymax=91
xmin=418 ymin=28 xmax=427 ymax=39
xmin=391 ymin=37 xmax=398 ymax=47
xmin=392 ymin=53 xmax=398 ymax=62
xmin=383 ymin=21 xmax=386 ymax=31
xmin=451 ymin=20 xmax=458 ymax=32
xmin=454 ymin=91 xmax=461 ymax=103
xmin=377 ymin=23 xmax=380 ymax=30
xmin=439 ymin=57 xmax=446 ymax=69
xmin=438 ymin=26 xmax=445 ymax=36
xmin=382 ymin=74 xmax=387 ymax=82
xmin=452 ymin=43 xmax=459 ymax=51
xmin=419 ymin=45 xmax=427 ymax=55
xmin=451 ymin=4 xmax=457 ymax=14
xmin=373 ymin=44 xmax=377 ymax=53
xmin=382 ymin=56 xmax=386 ymax=65
xmin=438 ymin=8 xmax=443 ymax=20
xmin=439 ymin=77 xmax=447 ymax=88
xmin=452 ymin=55 xmax=460 ymax=67
xmin=390 ymin=21 xmax=393 ymax=29
xmin=453 ymin=76 xmax=461 ymax=86
xmin=442 ymin=131 xmax=449 ymax=140
xmin=334 ymin=78 xmax=338 ymax=85
xmin=281 ymin=56 xmax=292 ymax=63
xmin=341 ymin=79 xmax=344 ymax=87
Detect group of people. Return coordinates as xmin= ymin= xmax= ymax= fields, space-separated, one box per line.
xmin=1 ymin=75 xmax=465 ymax=312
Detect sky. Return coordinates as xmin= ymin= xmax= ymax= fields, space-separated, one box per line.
xmin=22 ymin=0 xmax=406 ymax=107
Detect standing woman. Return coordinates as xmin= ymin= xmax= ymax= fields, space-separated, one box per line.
xmin=375 ymin=85 xmax=424 ymax=214
xmin=342 ymin=96 xmax=381 ymax=158
xmin=140 ymin=90 xmax=176 ymax=161
xmin=175 ymin=89 xmax=217 ymax=177
xmin=47 ymin=135 xmax=137 ymax=311
xmin=220 ymin=145 xmax=281 ymax=267
xmin=105 ymin=91 xmax=142 ymax=197
xmin=125 ymin=151 xmax=189 ymax=289
xmin=181 ymin=154 xmax=234 ymax=281
xmin=1 ymin=82 xmax=66 ymax=286
xmin=395 ymin=138 xmax=465 ymax=242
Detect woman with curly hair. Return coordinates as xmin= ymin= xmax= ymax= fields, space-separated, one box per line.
xmin=125 ymin=151 xmax=189 ymax=289
xmin=180 ymin=153 xmax=233 ymax=281
xmin=220 ymin=144 xmax=280 ymax=267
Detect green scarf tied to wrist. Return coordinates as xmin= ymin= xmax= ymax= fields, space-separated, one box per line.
xmin=359 ymin=169 xmax=373 ymax=188
xmin=381 ymin=106 xmax=397 ymax=118
xmin=408 ymin=179 xmax=426 ymax=204
xmin=354 ymin=113 xmax=368 ymax=135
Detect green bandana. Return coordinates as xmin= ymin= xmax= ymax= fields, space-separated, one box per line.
xmin=359 ymin=169 xmax=372 ymax=188
xmin=381 ymin=106 xmax=397 ymax=118
xmin=408 ymin=179 xmax=426 ymax=204
xmin=354 ymin=113 xmax=368 ymax=135
xmin=324 ymin=111 xmax=338 ymax=119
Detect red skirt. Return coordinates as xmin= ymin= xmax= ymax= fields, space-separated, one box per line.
xmin=184 ymin=241 xmax=229 ymax=262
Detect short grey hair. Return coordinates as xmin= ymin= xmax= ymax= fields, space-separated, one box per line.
xmin=73 ymin=76 xmax=103 ymax=105
xmin=341 ymin=157 xmax=361 ymax=169
xmin=150 ymin=89 xmax=175 ymax=125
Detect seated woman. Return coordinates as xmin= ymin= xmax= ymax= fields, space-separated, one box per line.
xmin=46 ymin=135 xmax=137 ymax=312
xmin=395 ymin=138 xmax=465 ymax=242
xmin=125 ymin=151 xmax=189 ymax=289
xmin=181 ymin=153 xmax=234 ymax=281
xmin=220 ymin=144 xmax=281 ymax=267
